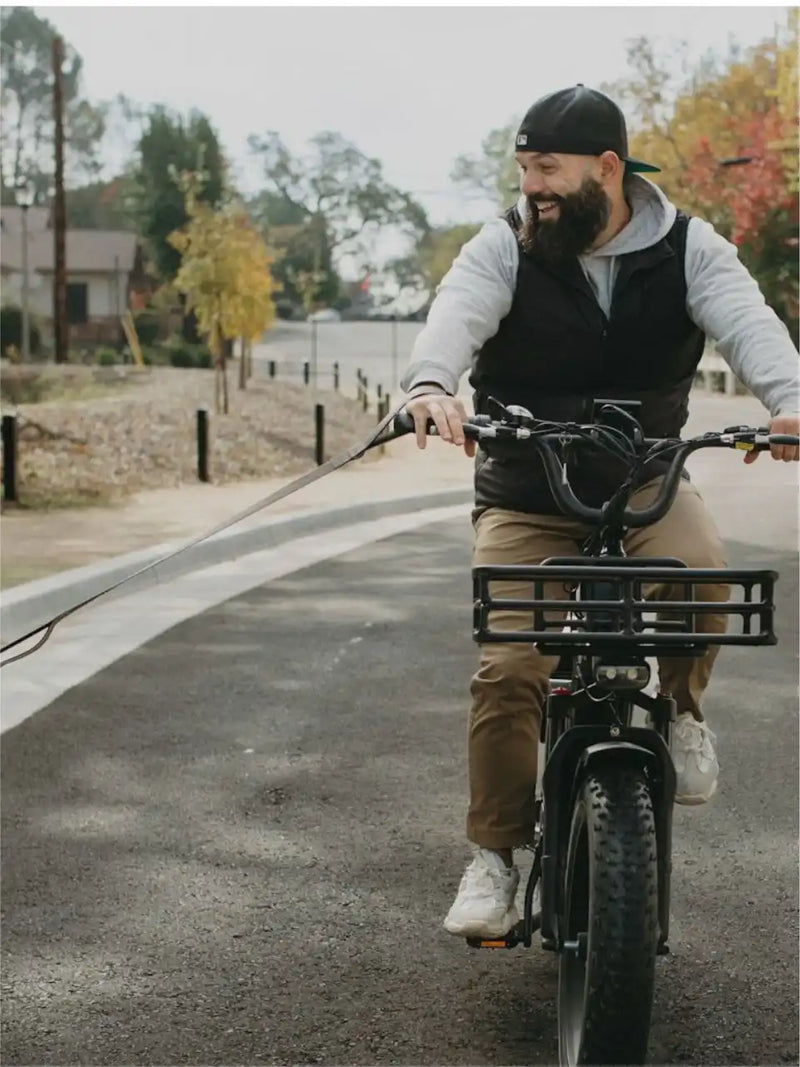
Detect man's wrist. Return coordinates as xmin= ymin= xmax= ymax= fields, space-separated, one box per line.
xmin=406 ymin=381 xmax=451 ymax=399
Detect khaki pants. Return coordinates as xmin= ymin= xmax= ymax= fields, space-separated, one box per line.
xmin=468 ymin=478 xmax=729 ymax=849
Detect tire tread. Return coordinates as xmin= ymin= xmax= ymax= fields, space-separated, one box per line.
xmin=573 ymin=764 xmax=659 ymax=1064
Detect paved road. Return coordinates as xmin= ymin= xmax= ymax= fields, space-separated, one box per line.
xmin=2 ymin=513 xmax=797 ymax=1065
xmin=253 ymin=321 xmax=429 ymax=400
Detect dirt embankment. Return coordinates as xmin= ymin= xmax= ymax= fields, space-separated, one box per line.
xmin=1 ymin=364 xmax=379 ymax=508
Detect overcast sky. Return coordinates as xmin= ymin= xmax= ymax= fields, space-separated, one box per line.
xmin=39 ymin=5 xmax=790 ymax=220
xmin=32 ymin=4 xmax=790 ymax=282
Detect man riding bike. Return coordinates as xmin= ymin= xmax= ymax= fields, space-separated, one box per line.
xmin=400 ymin=85 xmax=800 ymax=940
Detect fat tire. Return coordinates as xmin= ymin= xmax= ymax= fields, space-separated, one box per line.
xmin=558 ymin=763 xmax=659 ymax=1066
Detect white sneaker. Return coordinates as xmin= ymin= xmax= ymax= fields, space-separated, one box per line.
xmin=443 ymin=849 xmax=520 ymax=937
xmin=672 ymin=712 xmax=719 ymax=805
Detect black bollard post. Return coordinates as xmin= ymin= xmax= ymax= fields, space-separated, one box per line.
xmin=315 ymin=403 xmax=325 ymax=465
xmin=2 ymin=414 xmax=18 ymax=502
xmin=268 ymin=359 xmax=276 ymax=379
xmin=303 ymin=361 xmax=310 ymax=385
xmin=197 ymin=408 xmax=209 ymax=482
xmin=333 ymin=362 xmax=340 ymax=391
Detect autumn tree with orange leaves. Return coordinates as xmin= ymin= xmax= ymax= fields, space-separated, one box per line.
xmin=607 ymin=19 xmax=798 ymax=337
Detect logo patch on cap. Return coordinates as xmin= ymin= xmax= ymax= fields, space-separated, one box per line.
xmin=516 ymin=134 xmax=528 ymax=146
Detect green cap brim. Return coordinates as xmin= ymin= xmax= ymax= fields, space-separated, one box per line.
xmin=625 ymin=158 xmax=661 ymax=174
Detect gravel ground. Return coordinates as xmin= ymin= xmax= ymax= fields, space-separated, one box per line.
xmin=1 ymin=365 xmax=379 ymax=508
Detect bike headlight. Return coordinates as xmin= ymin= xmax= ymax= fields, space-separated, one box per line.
xmin=595 ymin=662 xmax=651 ymax=690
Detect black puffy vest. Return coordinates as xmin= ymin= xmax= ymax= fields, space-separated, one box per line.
xmin=470 ymin=208 xmax=705 ymax=515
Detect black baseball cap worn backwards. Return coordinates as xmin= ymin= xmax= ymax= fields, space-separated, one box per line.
xmin=516 ymin=84 xmax=660 ymax=174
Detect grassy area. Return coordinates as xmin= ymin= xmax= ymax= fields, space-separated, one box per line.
xmin=1 ymin=487 xmax=121 ymax=511
xmin=1 ymin=363 xmax=153 ymax=406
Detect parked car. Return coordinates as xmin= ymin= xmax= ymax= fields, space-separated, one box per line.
xmin=366 ymin=289 xmax=431 ymax=321
xmin=307 ymin=308 xmax=342 ymax=323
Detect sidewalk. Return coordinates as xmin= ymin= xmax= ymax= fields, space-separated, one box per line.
xmin=1 ymin=390 xmax=794 ymax=590
xmin=0 ymin=433 xmax=474 ymax=588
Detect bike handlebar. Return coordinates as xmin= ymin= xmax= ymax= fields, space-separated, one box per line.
xmin=392 ymin=408 xmax=799 ymax=528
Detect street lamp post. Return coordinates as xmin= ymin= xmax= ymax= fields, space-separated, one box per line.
xmin=15 ymin=184 xmax=34 ymax=362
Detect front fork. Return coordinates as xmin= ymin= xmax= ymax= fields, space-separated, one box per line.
xmin=467 ymin=684 xmax=676 ymax=954
xmin=540 ymin=682 xmax=677 ymax=953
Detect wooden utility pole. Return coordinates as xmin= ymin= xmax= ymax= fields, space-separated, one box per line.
xmin=52 ymin=35 xmax=68 ymax=363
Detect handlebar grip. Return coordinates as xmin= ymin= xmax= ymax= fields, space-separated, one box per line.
xmin=392 ymin=409 xmax=439 ymax=435
xmin=393 ymin=410 xmax=415 ymax=434
xmin=764 ymin=434 xmax=800 ymax=446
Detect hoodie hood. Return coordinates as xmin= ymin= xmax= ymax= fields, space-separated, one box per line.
xmin=516 ymin=175 xmax=677 ymax=316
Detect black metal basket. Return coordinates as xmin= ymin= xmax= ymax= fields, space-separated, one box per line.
xmin=472 ymin=557 xmax=778 ymax=654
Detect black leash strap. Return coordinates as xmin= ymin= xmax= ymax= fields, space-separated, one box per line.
xmin=1 ymin=405 xmax=410 ymax=667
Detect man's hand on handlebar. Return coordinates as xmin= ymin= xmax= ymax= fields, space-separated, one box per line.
xmin=404 ymin=392 xmax=477 ymax=457
xmin=744 ymin=414 xmax=800 ymax=464
xmin=392 ymin=400 xmax=799 ymax=527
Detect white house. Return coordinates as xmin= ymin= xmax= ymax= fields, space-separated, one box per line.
xmin=0 ymin=205 xmax=141 ymax=344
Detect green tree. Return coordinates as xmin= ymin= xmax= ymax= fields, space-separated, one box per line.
xmin=251 ymin=191 xmax=340 ymax=308
xmin=0 ymin=6 xmax=105 ymax=201
xmin=131 ymin=106 xmax=226 ymax=282
xmin=388 ymin=223 xmax=481 ymax=293
xmin=450 ymin=121 xmax=520 ymax=211
xmin=248 ymin=130 xmax=429 ymax=306
xmin=65 ymin=175 xmax=137 ymax=230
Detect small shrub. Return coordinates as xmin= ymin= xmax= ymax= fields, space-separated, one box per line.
xmin=133 ymin=309 xmax=161 ymax=346
xmin=140 ymin=345 xmax=170 ymax=366
xmin=97 ymin=348 xmax=118 ymax=366
xmin=165 ymin=339 xmax=213 ymax=369
xmin=169 ymin=347 xmax=195 ymax=368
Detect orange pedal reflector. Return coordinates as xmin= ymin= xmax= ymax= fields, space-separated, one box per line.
xmin=480 ymin=940 xmax=508 ymax=948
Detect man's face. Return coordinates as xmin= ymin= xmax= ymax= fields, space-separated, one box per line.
xmin=515 ymin=151 xmax=612 ymax=262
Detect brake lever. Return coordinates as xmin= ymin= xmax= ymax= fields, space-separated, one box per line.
xmin=485 ymin=396 xmax=510 ymax=419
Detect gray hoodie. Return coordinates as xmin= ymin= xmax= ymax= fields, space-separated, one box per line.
xmin=401 ymin=176 xmax=799 ymax=416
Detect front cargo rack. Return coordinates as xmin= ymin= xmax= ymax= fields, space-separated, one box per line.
xmin=472 ymin=558 xmax=777 ymax=654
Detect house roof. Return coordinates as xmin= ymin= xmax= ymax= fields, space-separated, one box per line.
xmin=1 ymin=218 xmax=137 ymax=274
xmin=1 ymin=205 xmax=51 ymax=233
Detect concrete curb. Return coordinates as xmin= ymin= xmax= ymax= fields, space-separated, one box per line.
xmin=1 ymin=488 xmax=474 ymax=647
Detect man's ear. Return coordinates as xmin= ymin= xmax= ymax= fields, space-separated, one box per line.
xmin=598 ymin=150 xmax=624 ymax=183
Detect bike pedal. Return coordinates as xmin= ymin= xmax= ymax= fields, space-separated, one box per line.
xmin=466 ymin=922 xmax=524 ymax=950
xmin=466 ymin=935 xmax=519 ymax=950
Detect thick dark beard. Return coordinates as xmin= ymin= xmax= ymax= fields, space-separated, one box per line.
xmin=520 ymin=176 xmax=611 ymax=264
